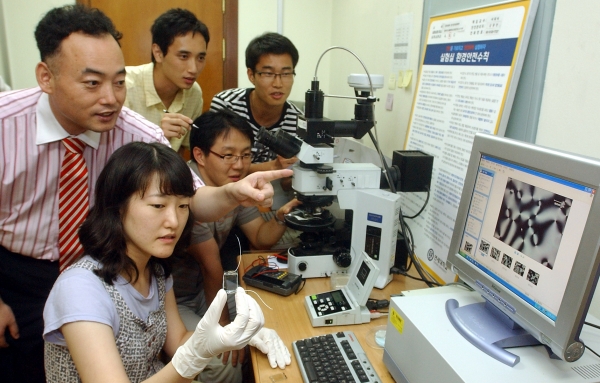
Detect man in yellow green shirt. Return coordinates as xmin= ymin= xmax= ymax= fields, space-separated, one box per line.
xmin=124 ymin=8 xmax=207 ymax=152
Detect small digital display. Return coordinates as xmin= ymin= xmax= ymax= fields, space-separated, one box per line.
xmin=331 ymin=290 xmax=345 ymax=304
xmin=365 ymin=225 xmax=382 ymax=260
xmin=356 ymin=261 xmax=371 ymax=286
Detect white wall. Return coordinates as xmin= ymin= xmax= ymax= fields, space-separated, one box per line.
xmin=534 ymin=0 xmax=600 ymax=318
xmin=327 ymin=0 xmax=423 ymax=157
xmin=536 ymin=0 xmax=600 ymax=158
xmin=238 ymin=0 xmax=333 ymax=105
xmin=0 ymin=0 xmax=9 ymax=85
xmin=0 ymin=0 xmax=73 ymax=89
xmin=239 ymin=0 xmax=423 ymax=157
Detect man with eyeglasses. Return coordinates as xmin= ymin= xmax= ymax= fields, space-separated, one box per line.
xmin=170 ymin=109 xmax=299 ymax=382
xmin=211 ymin=32 xmax=301 ymax=264
xmin=210 ymin=32 xmax=301 ymax=173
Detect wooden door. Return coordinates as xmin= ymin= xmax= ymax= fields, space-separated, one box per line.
xmin=78 ymin=0 xmax=238 ymax=112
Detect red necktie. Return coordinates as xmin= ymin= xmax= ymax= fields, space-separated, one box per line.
xmin=58 ymin=137 xmax=89 ymax=271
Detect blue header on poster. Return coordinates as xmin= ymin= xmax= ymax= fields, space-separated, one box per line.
xmin=423 ymin=38 xmax=517 ymax=66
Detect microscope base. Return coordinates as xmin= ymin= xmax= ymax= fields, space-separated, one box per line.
xmin=287 ymin=250 xmax=351 ymax=278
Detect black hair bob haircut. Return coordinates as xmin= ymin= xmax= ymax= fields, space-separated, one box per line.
xmin=79 ymin=141 xmax=195 ymax=285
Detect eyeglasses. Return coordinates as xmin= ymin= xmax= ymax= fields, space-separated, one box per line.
xmin=254 ymin=71 xmax=296 ymax=83
xmin=209 ymin=150 xmax=252 ymax=165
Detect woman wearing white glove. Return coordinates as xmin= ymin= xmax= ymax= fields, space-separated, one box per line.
xmin=250 ymin=328 xmax=292 ymax=369
xmin=43 ymin=142 xmax=264 ymax=383
xmin=172 ymin=287 xmax=264 ymax=378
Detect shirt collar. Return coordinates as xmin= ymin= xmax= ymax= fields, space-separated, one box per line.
xmin=187 ymin=159 xmax=208 ymax=183
xmin=35 ymin=92 xmax=100 ymax=149
xmin=143 ymin=63 xmax=186 ymax=112
xmin=142 ymin=63 xmax=163 ymax=108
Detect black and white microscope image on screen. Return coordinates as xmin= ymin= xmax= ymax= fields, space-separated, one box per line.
xmin=494 ymin=178 xmax=572 ymax=269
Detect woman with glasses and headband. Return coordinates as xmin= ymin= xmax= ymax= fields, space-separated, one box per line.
xmin=210 ymin=32 xmax=301 ymax=174
xmin=169 ymin=109 xmax=297 ymax=383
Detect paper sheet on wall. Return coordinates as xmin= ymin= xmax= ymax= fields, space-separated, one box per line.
xmin=392 ymin=13 xmax=413 ymax=73
xmin=400 ymin=1 xmax=536 ymax=282
xmin=398 ymin=70 xmax=413 ymax=88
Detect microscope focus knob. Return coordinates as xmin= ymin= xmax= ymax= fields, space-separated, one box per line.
xmin=316 ymin=165 xmax=334 ymax=174
xmin=333 ymin=249 xmax=352 ymax=268
xmin=298 ymin=262 xmax=308 ymax=272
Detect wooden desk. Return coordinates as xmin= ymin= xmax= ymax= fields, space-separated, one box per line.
xmin=240 ymin=253 xmax=428 ymax=383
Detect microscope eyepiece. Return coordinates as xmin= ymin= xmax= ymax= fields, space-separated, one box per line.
xmin=256 ymin=127 xmax=302 ymax=159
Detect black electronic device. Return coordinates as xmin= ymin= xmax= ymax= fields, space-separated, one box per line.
xmin=308 ymin=290 xmax=352 ymax=316
xmin=243 ymin=265 xmax=302 ymax=296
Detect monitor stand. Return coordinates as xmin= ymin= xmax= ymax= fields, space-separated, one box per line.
xmin=445 ymin=299 xmax=542 ymax=366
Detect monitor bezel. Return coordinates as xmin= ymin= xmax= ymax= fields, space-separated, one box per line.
xmin=447 ymin=133 xmax=600 ymax=361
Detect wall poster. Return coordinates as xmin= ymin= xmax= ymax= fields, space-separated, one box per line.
xmin=401 ymin=0 xmax=539 ymax=282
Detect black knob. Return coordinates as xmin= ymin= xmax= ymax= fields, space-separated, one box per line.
xmin=333 ymin=249 xmax=352 ymax=268
xmin=298 ymin=262 xmax=308 ymax=272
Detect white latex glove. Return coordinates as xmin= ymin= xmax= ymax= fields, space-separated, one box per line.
xmin=171 ymin=287 xmax=264 ymax=379
xmin=249 ymin=327 xmax=291 ymax=369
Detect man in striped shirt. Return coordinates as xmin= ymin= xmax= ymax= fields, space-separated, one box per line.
xmin=211 ymin=32 xmax=302 ymax=174
xmin=211 ymin=33 xmax=301 ymax=260
xmin=0 ymin=6 xmax=290 ymax=383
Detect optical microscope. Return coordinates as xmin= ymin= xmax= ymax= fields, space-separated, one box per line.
xmin=258 ymin=74 xmax=401 ymax=289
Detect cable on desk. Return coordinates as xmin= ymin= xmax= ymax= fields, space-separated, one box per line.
xmin=369 ymin=311 xmax=388 ymax=319
xmin=581 ymin=322 xmax=600 ymax=360
xmin=398 ymin=217 xmax=439 ymax=288
xmin=585 ymin=321 xmax=600 ymax=330
xmin=585 ymin=345 xmax=600 ymax=359
xmin=294 ymin=278 xmax=306 ymax=294
xmin=244 ymin=255 xmax=280 ymax=274
xmin=366 ymin=298 xmax=389 ymax=311
xmin=390 ymin=266 xmax=442 ymax=286
xmin=445 ymin=281 xmax=474 ymax=291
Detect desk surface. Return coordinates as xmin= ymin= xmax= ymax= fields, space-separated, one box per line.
xmin=240 ymin=253 xmax=428 ymax=383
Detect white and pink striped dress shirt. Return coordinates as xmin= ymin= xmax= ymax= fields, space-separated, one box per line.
xmin=0 ymin=87 xmax=202 ymax=262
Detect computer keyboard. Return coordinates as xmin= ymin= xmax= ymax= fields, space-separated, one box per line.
xmin=293 ymin=331 xmax=381 ymax=383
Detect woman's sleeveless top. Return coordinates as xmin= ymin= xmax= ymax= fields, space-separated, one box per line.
xmin=45 ymin=259 xmax=167 ymax=383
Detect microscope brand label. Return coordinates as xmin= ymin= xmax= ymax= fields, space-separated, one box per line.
xmin=367 ymin=212 xmax=383 ymax=223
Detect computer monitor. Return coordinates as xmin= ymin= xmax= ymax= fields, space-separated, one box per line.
xmin=446 ymin=133 xmax=600 ymax=367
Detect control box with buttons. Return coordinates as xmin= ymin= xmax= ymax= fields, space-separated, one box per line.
xmin=304 ymin=250 xmax=379 ymax=327
xmin=308 ymin=289 xmax=351 ymax=317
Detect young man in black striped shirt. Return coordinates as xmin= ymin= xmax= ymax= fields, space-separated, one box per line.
xmin=211 ymin=32 xmax=301 ymax=174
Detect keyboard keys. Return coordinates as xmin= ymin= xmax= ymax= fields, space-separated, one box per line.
xmin=293 ymin=331 xmax=381 ymax=383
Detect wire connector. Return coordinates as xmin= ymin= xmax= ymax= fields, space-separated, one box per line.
xmin=369 ymin=311 xmax=388 ymax=319
xmin=366 ymin=299 xmax=389 ymax=311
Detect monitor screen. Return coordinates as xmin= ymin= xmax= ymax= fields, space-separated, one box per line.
xmin=447 ymin=133 xmax=600 ymax=365
xmin=458 ymin=154 xmax=594 ymax=322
